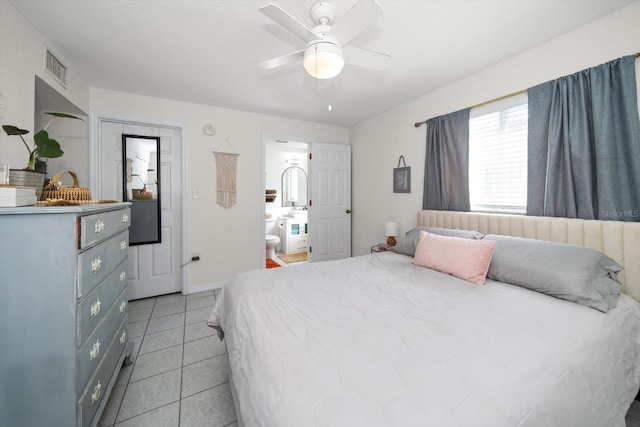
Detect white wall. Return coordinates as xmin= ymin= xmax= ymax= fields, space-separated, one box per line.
xmin=0 ymin=1 xmax=90 ymax=173
xmin=350 ymin=1 xmax=640 ymax=256
xmin=91 ymin=88 xmax=348 ymax=290
xmin=5 ymin=0 xmax=639 ymax=287
xmin=0 ymin=0 xmax=346 ymax=292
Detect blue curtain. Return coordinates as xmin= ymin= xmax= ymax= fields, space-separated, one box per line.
xmin=422 ymin=108 xmax=470 ymax=211
xmin=527 ymin=55 xmax=640 ymax=221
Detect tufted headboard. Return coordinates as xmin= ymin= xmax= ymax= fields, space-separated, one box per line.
xmin=417 ymin=210 xmax=640 ymax=302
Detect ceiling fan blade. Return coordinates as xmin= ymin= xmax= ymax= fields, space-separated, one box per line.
xmin=260 ymin=49 xmax=305 ymax=70
xmin=328 ymin=0 xmax=383 ymax=45
xmin=343 ymin=45 xmax=390 ymax=71
xmin=259 ymin=3 xmax=318 ymax=43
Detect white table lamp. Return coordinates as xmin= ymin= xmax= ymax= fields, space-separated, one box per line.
xmin=385 ymin=222 xmax=399 ymax=246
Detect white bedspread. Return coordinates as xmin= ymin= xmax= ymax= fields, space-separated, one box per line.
xmin=208 ymin=252 xmax=640 ymax=427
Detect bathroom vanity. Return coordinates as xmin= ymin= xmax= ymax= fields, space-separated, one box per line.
xmin=280 ymin=215 xmax=308 ymax=255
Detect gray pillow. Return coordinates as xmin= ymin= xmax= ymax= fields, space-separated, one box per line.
xmin=392 ymin=227 xmax=484 ymax=257
xmin=484 ymin=234 xmax=623 ymax=312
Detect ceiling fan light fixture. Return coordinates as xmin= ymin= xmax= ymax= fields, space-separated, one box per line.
xmin=303 ymin=41 xmax=344 ymax=79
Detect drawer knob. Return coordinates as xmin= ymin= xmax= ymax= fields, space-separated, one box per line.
xmin=94 ymin=220 xmax=105 ymax=234
xmin=90 ymin=299 xmax=102 ymax=317
xmin=120 ymin=330 xmax=127 ymax=345
xmin=91 ymin=257 xmax=102 ymax=273
xmin=91 ymin=380 xmax=102 ymax=404
xmin=119 ymin=300 xmax=127 ymax=313
xmin=120 ymin=240 xmax=128 ymax=251
xmin=89 ymin=339 xmax=101 ymax=360
xmin=122 ymin=213 xmax=129 ymax=223
xmin=120 ymin=271 xmax=126 ymax=282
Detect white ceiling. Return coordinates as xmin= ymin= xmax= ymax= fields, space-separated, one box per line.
xmin=10 ymin=0 xmax=634 ymax=127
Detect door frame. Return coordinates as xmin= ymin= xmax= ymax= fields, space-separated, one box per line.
xmin=261 ymin=132 xmax=312 ymax=264
xmin=89 ymin=113 xmax=190 ymax=294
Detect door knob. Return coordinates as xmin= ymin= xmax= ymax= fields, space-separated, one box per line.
xmin=346 ymin=209 xmax=351 ymax=214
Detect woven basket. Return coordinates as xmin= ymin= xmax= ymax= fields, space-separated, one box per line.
xmin=41 ymin=171 xmax=91 ymax=201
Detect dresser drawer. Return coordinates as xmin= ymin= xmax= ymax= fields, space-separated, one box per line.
xmin=78 ymin=208 xmax=131 ymax=250
xmin=77 ymin=230 xmax=129 ymax=299
xmin=77 ymin=289 xmax=128 ymax=394
xmin=77 ymin=259 xmax=127 ymax=347
xmin=78 ymin=317 xmax=128 ymax=427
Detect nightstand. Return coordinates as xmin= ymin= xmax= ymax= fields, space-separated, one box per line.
xmin=371 ymin=243 xmax=391 ymax=253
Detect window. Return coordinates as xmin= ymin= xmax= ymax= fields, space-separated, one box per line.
xmin=469 ymin=93 xmax=528 ymax=213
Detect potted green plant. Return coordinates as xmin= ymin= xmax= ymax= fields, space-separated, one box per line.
xmin=2 ymin=112 xmax=83 ymax=170
xmin=2 ymin=112 xmax=83 ymax=196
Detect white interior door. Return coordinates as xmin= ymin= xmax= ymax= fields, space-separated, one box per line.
xmin=309 ymin=142 xmax=351 ymax=262
xmin=98 ymin=119 xmax=183 ymax=300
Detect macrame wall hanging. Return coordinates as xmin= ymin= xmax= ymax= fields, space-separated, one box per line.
xmin=213 ymin=139 xmax=239 ymax=209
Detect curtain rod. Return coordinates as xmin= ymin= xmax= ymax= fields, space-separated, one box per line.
xmin=415 ymin=51 xmax=640 ymax=128
xmin=413 ymin=89 xmax=526 ymax=128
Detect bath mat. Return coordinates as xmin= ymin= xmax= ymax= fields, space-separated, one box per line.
xmin=266 ymin=258 xmax=281 ymax=269
xmin=278 ymin=252 xmax=307 ymax=264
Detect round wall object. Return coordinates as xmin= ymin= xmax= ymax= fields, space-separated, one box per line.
xmin=203 ymin=124 xmax=216 ymax=136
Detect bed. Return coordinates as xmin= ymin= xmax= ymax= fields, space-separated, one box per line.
xmin=209 ymin=210 xmax=640 ymax=427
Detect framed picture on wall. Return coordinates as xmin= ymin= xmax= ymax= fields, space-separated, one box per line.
xmin=393 ymin=166 xmax=411 ymax=193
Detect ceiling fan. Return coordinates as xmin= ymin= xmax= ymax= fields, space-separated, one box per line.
xmin=259 ymin=0 xmax=391 ymax=79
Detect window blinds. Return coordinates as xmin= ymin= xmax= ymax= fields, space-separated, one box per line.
xmin=469 ymin=93 xmax=528 ymax=213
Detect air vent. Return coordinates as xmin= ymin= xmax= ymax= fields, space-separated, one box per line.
xmin=45 ymin=49 xmax=67 ymax=86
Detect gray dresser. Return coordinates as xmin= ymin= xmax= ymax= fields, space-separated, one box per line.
xmin=0 ymin=203 xmax=134 ymax=427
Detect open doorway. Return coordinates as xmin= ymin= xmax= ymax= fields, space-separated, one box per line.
xmin=264 ymin=137 xmax=309 ymax=268
xmin=34 ymin=76 xmax=88 ymax=184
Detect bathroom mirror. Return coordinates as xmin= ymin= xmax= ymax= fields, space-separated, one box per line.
xmin=281 ymin=166 xmax=307 ymax=208
xmin=122 ymin=134 xmax=161 ymax=245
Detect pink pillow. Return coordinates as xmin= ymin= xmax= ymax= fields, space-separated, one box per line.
xmin=412 ymin=231 xmax=496 ymax=285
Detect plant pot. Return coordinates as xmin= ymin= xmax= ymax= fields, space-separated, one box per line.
xmin=9 ymin=169 xmax=46 ymax=200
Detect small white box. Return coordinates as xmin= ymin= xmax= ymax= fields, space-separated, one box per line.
xmin=0 ymin=195 xmax=38 ymax=207
xmin=0 ymin=186 xmax=36 ymax=198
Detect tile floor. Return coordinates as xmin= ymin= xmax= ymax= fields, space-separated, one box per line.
xmin=98 ymin=289 xmax=640 ymax=426
xmin=98 ymin=289 xmax=238 ymax=427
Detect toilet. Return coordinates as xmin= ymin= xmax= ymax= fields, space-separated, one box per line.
xmin=266 ymin=234 xmax=280 ymax=259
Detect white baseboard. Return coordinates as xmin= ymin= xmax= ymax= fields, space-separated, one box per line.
xmin=185 ymin=280 xmax=229 ymax=295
